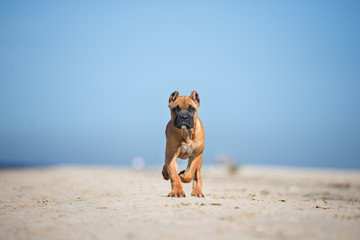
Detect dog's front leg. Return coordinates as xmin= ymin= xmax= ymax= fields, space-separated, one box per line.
xmin=179 ymin=153 xmax=202 ymax=183
xmin=165 ymin=148 xmax=186 ymax=198
xmin=179 ymin=153 xmax=204 ymax=197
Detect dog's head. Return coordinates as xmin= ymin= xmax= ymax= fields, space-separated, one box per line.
xmin=168 ymin=90 xmax=200 ymax=130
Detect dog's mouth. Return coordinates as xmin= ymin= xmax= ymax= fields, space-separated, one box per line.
xmin=174 ymin=122 xmax=192 ymax=130
xmin=181 ymin=125 xmax=188 ymax=130
xmin=173 ymin=114 xmax=194 ymax=129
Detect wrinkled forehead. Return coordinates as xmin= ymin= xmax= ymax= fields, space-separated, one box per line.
xmin=170 ymin=96 xmax=197 ymax=109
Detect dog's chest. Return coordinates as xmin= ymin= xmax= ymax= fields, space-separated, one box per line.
xmin=181 ymin=142 xmax=194 ymax=155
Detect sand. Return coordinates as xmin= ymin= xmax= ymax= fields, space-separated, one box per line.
xmin=0 ymin=165 xmax=359 ymax=240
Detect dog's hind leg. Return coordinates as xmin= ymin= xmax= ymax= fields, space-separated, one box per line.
xmin=191 ymin=167 xmax=204 ymax=197
xmin=162 ymin=165 xmax=169 ymax=180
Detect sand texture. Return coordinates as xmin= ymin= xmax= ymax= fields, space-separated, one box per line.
xmin=0 ymin=165 xmax=360 ymax=240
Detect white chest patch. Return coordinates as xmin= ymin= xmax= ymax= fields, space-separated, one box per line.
xmin=181 ymin=143 xmax=194 ymax=155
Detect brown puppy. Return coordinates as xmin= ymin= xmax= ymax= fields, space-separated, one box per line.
xmin=162 ymin=90 xmax=205 ymax=198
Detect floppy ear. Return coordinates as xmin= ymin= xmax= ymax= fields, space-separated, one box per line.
xmin=168 ymin=91 xmax=179 ymax=106
xmin=190 ymin=90 xmax=200 ymax=107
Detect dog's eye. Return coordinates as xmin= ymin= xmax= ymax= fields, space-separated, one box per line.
xmin=188 ymin=105 xmax=196 ymax=113
xmin=172 ymin=105 xmax=180 ymax=113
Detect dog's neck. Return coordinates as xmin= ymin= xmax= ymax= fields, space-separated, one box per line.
xmin=180 ymin=127 xmax=194 ymax=142
xmin=179 ymin=119 xmax=198 ymax=142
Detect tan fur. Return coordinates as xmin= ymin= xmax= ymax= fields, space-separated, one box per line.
xmin=162 ymin=91 xmax=205 ymax=197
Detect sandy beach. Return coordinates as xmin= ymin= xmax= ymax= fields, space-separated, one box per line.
xmin=0 ymin=165 xmax=359 ymax=240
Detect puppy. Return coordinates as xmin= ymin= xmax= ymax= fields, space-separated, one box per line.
xmin=162 ymin=90 xmax=205 ymax=197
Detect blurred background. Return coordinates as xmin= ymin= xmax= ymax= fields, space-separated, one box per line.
xmin=0 ymin=1 xmax=359 ymax=169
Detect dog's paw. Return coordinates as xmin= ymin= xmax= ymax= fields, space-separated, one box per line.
xmin=191 ymin=190 xmax=204 ymax=198
xmin=162 ymin=166 xmax=169 ymax=180
xmin=167 ymin=190 xmax=186 ymax=198
xmin=179 ymin=171 xmax=192 ymax=183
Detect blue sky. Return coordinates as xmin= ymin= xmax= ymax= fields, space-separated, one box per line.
xmin=1 ymin=1 xmax=360 ymax=168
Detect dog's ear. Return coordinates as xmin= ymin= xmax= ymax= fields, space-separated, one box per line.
xmin=168 ymin=91 xmax=179 ymax=106
xmin=190 ymin=90 xmax=200 ymax=107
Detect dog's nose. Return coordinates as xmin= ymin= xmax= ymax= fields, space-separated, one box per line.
xmin=180 ymin=114 xmax=189 ymax=120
